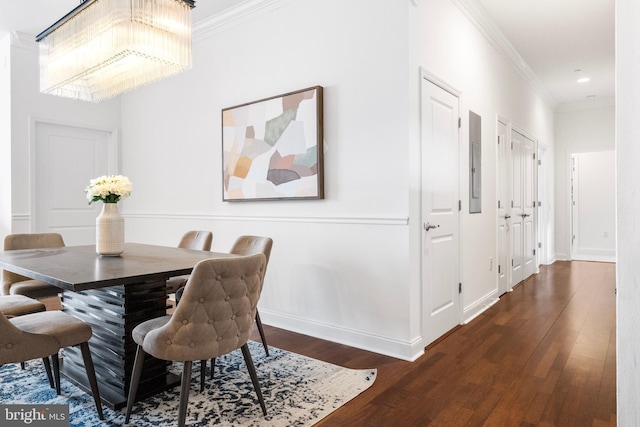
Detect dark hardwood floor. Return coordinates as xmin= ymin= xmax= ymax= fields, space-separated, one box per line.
xmin=254 ymin=261 xmax=616 ymax=427
xmin=42 ymin=260 xmax=616 ymax=426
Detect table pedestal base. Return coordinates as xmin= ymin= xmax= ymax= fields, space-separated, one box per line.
xmin=61 ymin=280 xmax=174 ymax=409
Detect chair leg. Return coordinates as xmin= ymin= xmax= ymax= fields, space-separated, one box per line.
xmin=125 ymin=345 xmax=146 ymax=424
xmin=255 ymin=310 xmax=269 ymax=356
xmin=178 ymin=361 xmax=192 ymax=427
xmin=20 ymin=362 xmax=26 ymax=370
xmin=210 ymin=357 xmax=216 ymax=380
xmin=51 ymin=353 xmax=61 ymax=395
xmin=42 ymin=357 xmax=55 ymax=388
xmin=79 ymin=342 xmax=104 ymax=420
xmin=241 ymin=344 xmax=267 ymax=416
xmin=200 ymin=360 xmax=206 ymax=392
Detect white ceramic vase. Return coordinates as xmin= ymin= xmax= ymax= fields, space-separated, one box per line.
xmin=96 ymin=202 xmax=125 ymax=256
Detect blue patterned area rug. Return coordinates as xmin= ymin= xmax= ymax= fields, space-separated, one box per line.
xmin=0 ymin=341 xmax=376 ymax=426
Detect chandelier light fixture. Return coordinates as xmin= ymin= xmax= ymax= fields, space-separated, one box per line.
xmin=36 ymin=0 xmax=195 ymax=103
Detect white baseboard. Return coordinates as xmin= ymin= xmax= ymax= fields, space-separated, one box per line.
xmin=462 ymin=292 xmax=499 ymax=324
xmin=259 ymin=309 xmax=423 ymax=362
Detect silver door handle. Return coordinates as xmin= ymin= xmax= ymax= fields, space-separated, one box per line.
xmin=504 ymin=215 xmax=511 ymax=220
xmin=521 ymin=213 xmax=530 ymax=218
xmin=424 ymin=222 xmax=440 ymax=231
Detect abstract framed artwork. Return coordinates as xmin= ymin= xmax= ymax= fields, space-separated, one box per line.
xmin=222 ymin=86 xmax=324 ymax=201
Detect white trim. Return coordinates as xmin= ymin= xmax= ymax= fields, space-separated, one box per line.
xmin=193 ymin=0 xmax=295 ymax=42
xmin=451 ymin=0 xmax=556 ymax=107
xmin=124 ymin=212 xmax=409 ymax=226
xmin=462 ymin=290 xmax=499 ymax=324
xmin=420 ymin=67 xmax=462 ymax=98
xmin=259 ymin=308 xmax=423 ymax=361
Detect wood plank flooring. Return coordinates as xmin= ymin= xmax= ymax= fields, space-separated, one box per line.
xmin=255 ymin=261 xmax=617 ymax=427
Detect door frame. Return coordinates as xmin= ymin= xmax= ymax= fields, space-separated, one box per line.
xmin=419 ymin=68 xmax=463 ymax=347
xmin=496 ymin=116 xmax=511 ymax=295
xmin=29 ymin=116 xmax=120 ymax=233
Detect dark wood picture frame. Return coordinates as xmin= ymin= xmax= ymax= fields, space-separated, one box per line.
xmin=222 ymin=86 xmax=324 ymax=201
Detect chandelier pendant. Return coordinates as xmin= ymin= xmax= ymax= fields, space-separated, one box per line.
xmin=36 ymin=0 xmax=195 ymax=103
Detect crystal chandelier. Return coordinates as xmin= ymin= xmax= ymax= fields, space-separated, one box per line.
xmin=36 ymin=0 xmax=195 ymax=103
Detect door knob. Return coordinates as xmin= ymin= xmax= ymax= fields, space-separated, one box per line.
xmin=424 ymin=222 xmax=440 ymax=231
xmin=504 ymin=215 xmax=511 ymax=220
xmin=521 ymin=213 xmax=530 ymax=218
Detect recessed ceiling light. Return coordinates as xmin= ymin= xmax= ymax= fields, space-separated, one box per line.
xmin=577 ymin=77 xmax=591 ymax=83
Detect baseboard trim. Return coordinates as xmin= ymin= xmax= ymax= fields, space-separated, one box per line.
xmin=462 ymin=292 xmax=499 ymax=324
xmin=259 ymin=309 xmax=422 ymax=362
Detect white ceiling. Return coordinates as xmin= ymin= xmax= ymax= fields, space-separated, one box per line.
xmin=0 ymin=0 xmax=615 ymax=107
xmin=476 ymin=0 xmax=615 ymax=105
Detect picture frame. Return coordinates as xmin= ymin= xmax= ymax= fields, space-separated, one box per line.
xmin=222 ymin=86 xmax=324 ymax=201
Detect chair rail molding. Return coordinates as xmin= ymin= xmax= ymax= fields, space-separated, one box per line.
xmin=124 ymin=212 xmax=409 ymax=227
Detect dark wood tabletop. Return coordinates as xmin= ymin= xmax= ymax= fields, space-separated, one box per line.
xmin=0 ymin=243 xmax=233 ymax=292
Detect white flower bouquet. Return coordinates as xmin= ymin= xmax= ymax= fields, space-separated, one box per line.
xmin=85 ymin=175 xmax=133 ymax=204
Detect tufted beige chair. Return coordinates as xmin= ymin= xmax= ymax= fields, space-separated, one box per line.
xmin=0 ymin=294 xmax=50 ymax=380
xmin=2 ymin=233 xmax=66 ymax=298
xmin=125 ymin=254 xmax=268 ymax=427
xmin=166 ymin=231 xmax=213 ymax=294
xmin=0 ymin=310 xmax=104 ymax=420
xmin=228 ymin=236 xmax=273 ymax=356
xmin=0 ymin=294 xmax=46 ymax=317
xmin=176 ymin=235 xmax=273 ymax=360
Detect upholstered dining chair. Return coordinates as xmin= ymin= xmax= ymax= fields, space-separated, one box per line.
xmin=229 ymin=235 xmax=273 ymax=356
xmin=0 ymin=309 xmax=104 ymax=420
xmin=166 ymin=231 xmax=213 ymax=294
xmin=0 ymin=294 xmax=50 ymax=379
xmin=0 ymin=294 xmax=46 ymax=317
xmin=2 ymin=233 xmax=65 ymax=298
xmin=125 ymin=254 xmax=268 ymax=427
xmin=175 ymin=235 xmax=273 ymax=357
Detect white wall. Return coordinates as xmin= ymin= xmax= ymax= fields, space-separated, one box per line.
xmin=118 ymin=0 xmax=555 ymax=358
xmin=0 ymin=35 xmax=11 ymax=240
xmin=6 ymin=32 xmax=120 ymax=234
xmin=121 ymin=0 xmax=417 ymax=359
xmin=616 ymin=0 xmax=640 ymax=424
xmin=4 ymin=0 xmax=556 ymax=361
xmin=409 ymin=0 xmax=554 ymax=323
xmin=553 ymin=101 xmax=615 ymax=260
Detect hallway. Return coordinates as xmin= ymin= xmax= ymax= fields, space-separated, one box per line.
xmin=262 ymin=261 xmax=617 ymax=426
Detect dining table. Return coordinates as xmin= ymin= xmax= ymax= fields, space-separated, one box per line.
xmin=0 ymin=242 xmax=233 ymax=409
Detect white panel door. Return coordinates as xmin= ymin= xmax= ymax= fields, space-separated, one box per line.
xmin=510 ymin=129 xmax=536 ymax=287
xmin=497 ymin=121 xmax=510 ymax=294
xmin=35 ymin=123 xmax=114 ymax=246
xmin=421 ymin=76 xmax=460 ymax=347
xmin=522 ymin=135 xmax=536 ymax=278
xmin=510 ymin=131 xmax=524 ymax=287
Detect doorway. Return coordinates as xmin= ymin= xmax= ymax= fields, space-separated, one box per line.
xmin=570 ymin=151 xmax=616 ymax=262
xmin=420 ymin=72 xmax=461 ymax=347
xmin=33 ymin=121 xmax=118 ymax=245
xmin=496 ymin=120 xmax=538 ymax=292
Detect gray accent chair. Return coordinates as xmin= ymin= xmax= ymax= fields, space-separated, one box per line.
xmin=125 ymin=254 xmax=268 ymax=427
xmin=0 ymin=310 xmax=104 ymax=420
xmin=2 ymin=233 xmax=65 ymax=298
xmin=166 ymin=231 xmax=213 ymax=294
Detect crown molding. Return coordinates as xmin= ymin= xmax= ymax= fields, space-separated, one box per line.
xmin=451 ymin=0 xmax=557 ymax=108
xmin=193 ymin=0 xmax=293 ymax=42
xmin=10 ymin=31 xmax=37 ymax=51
